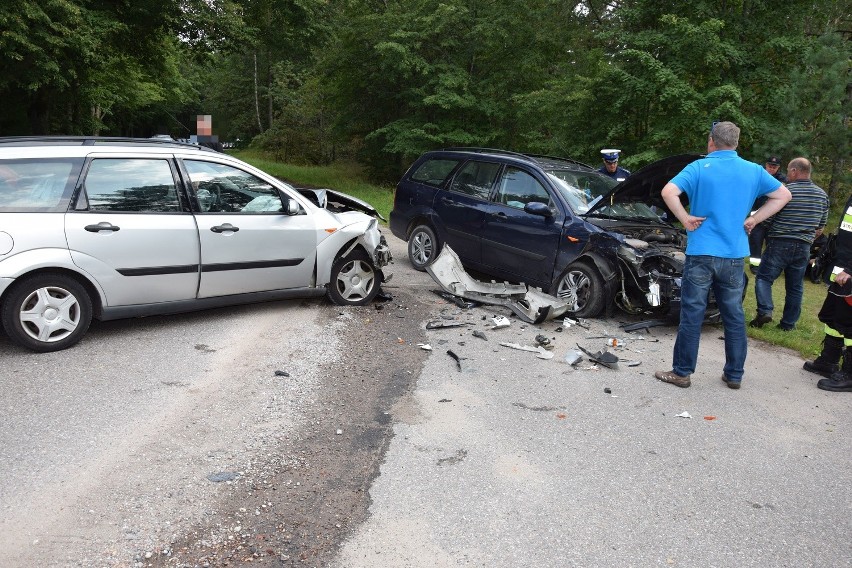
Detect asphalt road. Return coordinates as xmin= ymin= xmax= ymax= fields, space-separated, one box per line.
xmin=336 ymin=237 xmax=852 ymax=568
xmin=1 ymin=234 xmax=850 ymax=567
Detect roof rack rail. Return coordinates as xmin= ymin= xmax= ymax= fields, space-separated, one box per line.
xmin=524 ymin=153 xmax=595 ymax=170
xmin=0 ymin=136 xmax=218 ymax=152
xmin=441 ymin=147 xmax=533 ymax=160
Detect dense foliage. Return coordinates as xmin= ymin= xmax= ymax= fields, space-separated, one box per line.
xmin=0 ymin=0 xmax=848 ymax=194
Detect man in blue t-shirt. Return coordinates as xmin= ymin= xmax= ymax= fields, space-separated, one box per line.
xmin=654 ymin=121 xmax=791 ymax=390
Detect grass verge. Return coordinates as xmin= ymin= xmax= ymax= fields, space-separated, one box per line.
xmin=233 ymin=150 xmax=395 ymax=220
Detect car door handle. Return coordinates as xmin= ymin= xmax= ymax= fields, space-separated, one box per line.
xmin=492 ymin=211 xmax=508 ymax=219
xmin=210 ymin=224 xmax=239 ymax=233
xmin=84 ymin=223 xmax=120 ymax=232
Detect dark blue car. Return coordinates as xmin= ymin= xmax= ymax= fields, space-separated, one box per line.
xmin=389 ymin=148 xmax=702 ymax=318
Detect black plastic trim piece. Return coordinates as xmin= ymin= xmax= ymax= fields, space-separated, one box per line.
xmin=117 ymin=265 xmax=199 ymax=276
xmin=201 ymin=259 xmax=304 ymax=272
xmin=98 ymin=288 xmax=325 ymax=321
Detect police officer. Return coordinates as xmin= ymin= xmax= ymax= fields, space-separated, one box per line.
xmin=598 ymin=149 xmax=630 ymax=182
xmin=748 ymin=156 xmax=788 ymax=272
xmin=803 ymin=192 xmax=852 ymax=392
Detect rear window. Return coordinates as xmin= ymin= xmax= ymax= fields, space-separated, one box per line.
xmin=409 ymin=158 xmax=460 ymax=187
xmin=0 ymin=158 xmax=83 ymax=212
xmin=80 ymin=158 xmax=181 ymax=212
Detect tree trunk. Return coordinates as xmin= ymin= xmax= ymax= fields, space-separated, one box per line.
xmin=27 ymin=89 xmax=50 ymax=135
xmin=254 ymin=52 xmax=263 ymax=132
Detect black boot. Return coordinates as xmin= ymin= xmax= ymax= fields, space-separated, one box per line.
xmin=803 ymin=335 xmax=843 ymax=378
xmin=817 ymin=346 xmax=852 ymax=392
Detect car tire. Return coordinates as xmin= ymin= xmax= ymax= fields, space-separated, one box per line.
xmin=408 ymin=224 xmax=440 ymax=271
xmin=555 ymin=261 xmax=605 ymax=318
xmin=1 ymin=273 xmax=93 ymax=352
xmin=327 ymin=249 xmax=380 ymax=306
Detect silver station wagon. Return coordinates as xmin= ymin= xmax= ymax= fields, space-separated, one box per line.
xmin=0 ymin=137 xmax=391 ymax=352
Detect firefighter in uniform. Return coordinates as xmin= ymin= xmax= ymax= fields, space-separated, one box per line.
xmin=803 ymin=193 xmax=852 ymax=392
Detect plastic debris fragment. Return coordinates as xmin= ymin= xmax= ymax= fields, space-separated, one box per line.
xmin=447 ymin=350 xmax=463 ymax=371
xmin=491 ymin=316 xmax=511 ymax=329
xmin=675 ymin=411 xmax=692 ymax=419
xmin=499 ymin=341 xmax=553 ymax=359
xmin=564 ymin=350 xmax=583 ymax=365
xmin=426 ymin=320 xmax=467 ymax=330
xmin=576 ymin=343 xmax=619 ymax=370
xmin=418 ymin=343 xmax=432 ymax=351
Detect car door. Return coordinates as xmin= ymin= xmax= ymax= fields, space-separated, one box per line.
xmin=479 ymin=166 xmax=564 ymax=288
xmin=432 ymin=159 xmax=501 ymax=265
xmin=65 ymin=156 xmax=201 ymax=306
xmin=182 ymin=159 xmax=318 ymax=298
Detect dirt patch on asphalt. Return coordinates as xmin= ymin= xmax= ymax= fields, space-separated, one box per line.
xmin=150 ymin=288 xmax=432 ymax=567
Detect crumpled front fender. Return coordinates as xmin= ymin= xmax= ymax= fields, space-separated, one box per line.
xmin=315 ymin=219 xmax=392 ymax=285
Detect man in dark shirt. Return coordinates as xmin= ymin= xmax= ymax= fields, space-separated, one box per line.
xmin=748 ymin=156 xmax=788 ymax=272
xmin=749 ymin=157 xmax=829 ymax=331
xmin=804 ymin=192 xmax=852 ymax=392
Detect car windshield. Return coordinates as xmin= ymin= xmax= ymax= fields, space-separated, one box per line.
xmin=546 ymin=169 xmax=663 ymax=221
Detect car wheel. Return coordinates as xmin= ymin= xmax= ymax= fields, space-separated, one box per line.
xmin=407 ymin=224 xmax=440 ymax=271
xmin=1 ymin=273 xmax=93 ymax=352
xmin=327 ymin=249 xmax=380 ymax=306
xmin=555 ymin=262 xmax=605 ymax=318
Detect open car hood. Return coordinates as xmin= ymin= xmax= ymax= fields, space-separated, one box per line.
xmin=586 ymin=154 xmax=703 ymax=217
xmin=295 ymin=187 xmax=386 ymax=221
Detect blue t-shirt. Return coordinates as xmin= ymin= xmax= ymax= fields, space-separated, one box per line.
xmin=670 ymin=150 xmax=781 ymax=258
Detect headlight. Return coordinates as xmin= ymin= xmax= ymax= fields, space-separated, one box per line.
xmin=618 ymin=244 xmax=641 ymax=264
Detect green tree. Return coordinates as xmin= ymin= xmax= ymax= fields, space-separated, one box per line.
xmin=320 ymin=0 xmax=575 ymax=179
xmin=0 ymin=0 xmax=244 ymax=135
xmin=768 ymin=32 xmax=850 ymax=200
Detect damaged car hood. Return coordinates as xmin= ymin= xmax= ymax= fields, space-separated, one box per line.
xmin=296 ymin=187 xmax=386 ymax=221
xmin=586 ymin=154 xmax=702 ymax=217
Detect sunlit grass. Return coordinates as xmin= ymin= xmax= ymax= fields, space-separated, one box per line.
xmin=742 ymin=271 xmax=826 ymax=360
xmin=232 ymin=150 xmax=395 ymax=220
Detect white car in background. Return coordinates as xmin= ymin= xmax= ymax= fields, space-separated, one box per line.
xmin=0 ymin=136 xmax=391 ymax=352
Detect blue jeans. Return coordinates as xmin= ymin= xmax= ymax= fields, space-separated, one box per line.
xmin=673 ymin=256 xmax=747 ymax=381
xmin=754 ymin=238 xmax=810 ymax=329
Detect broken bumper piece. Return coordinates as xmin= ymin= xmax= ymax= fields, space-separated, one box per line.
xmin=425 ymin=245 xmax=570 ymax=324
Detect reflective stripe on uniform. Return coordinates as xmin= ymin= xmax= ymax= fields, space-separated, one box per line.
xmin=825 ymin=324 xmax=842 ymax=338
xmin=841 ymin=206 xmax=852 ymax=233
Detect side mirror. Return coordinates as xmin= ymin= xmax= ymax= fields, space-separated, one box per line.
xmin=524 ymin=201 xmax=553 ymax=217
xmin=284 ymin=199 xmax=300 ymax=216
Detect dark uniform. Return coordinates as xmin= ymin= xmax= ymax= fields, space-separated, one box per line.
xmin=748 ymin=169 xmax=787 ymax=270
xmin=597 ymin=164 xmax=631 ymax=182
xmin=804 ymin=193 xmax=852 ymax=391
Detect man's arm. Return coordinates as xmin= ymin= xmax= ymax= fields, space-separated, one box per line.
xmin=661 ymin=182 xmax=705 ymax=231
xmin=744 ymin=185 xmax=792 ymax=233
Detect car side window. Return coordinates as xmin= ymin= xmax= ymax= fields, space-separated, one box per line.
xmin=495 ymin=167 xmax=552 ymax=210
xmin=448 ymin=161 xmax=500 ymax=200
xmin=82 ymin=159 xmax=180 ymax=212
xmin=0 ymin=159 xmax=82 ymax=212
xmin=409 ymin=158 xmax=461 ymax=187
xmin=184 ymin=160 xmax=289 ymax=214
